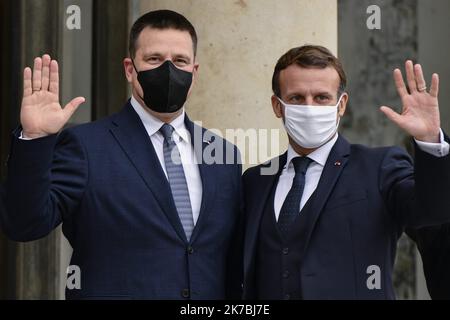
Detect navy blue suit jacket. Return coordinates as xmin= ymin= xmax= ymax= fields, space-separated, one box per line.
xmin=1 ymin=101 xmax=242 ymax=299
xmin=407 ymin=223 xmax=450 ymax=299
xmin=241 ymin=134 xmax=450 ymax=299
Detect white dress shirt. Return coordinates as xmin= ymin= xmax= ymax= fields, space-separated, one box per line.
xmin=273 ymin=130 xmax=450 ymax=221
xmin=130 ymin=96 xmax=203 ymax=225
xmin=274 ymin=134 xmax=338 ymax=221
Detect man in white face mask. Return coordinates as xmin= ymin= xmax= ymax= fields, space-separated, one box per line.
xmin=240 ymin=45 xmax=450 ymax=300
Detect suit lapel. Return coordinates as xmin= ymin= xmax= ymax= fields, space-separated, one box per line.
xmin=243 ymin=153 xmax=287 ymax=286
xmin=109 ymin=102 xmax=188 ymax=243
xmin=297 ymin=135 xmax=351 ymax=261
xmin=184 ymin=116 xmax=217 ymax=244
xmin=243 ymin=137 xmax=350 ymax=296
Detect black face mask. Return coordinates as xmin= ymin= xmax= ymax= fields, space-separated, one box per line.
xmin=132 ymin=60 xmax=193 ymax=113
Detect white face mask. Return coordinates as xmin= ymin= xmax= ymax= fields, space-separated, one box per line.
xmin=278 ymin=95 xmax=343 ymax=149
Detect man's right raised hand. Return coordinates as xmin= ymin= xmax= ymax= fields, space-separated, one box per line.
xmin=20 ymin=54 xmax=85 ymax=139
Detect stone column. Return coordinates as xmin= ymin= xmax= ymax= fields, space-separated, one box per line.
xmin=0 ymin=0 xmax=14 ymax=299
xmin=134 ymin=0 xmax=338 ymax=167
xmin=338 ymin=0 xmax=418 ymax=147
xmin=92 ymin=0 xmax=130 ymax=120
xmin=12 ymin=0 xmax=63 ymax=300
xmin=418 ymin=0 xmax=450 ymax=135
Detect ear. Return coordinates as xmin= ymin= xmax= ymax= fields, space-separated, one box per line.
xmin=186 ymin=62 xmax=199 ymax=99
xmin=124 ymin=58 xmax=135 ymax=83
xmin=271 ymin=95 xmax=284 ymax=119
xmin=192 ymin=62 xmax=199 ymax=85
xmin=338 ymin=92 xmax=348 ymax=117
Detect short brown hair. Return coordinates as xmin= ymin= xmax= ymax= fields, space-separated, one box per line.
xmin=129 ymin=10 xmax=198 ymax=59
xmin=272 ymin=45 xmax=347 ymax=97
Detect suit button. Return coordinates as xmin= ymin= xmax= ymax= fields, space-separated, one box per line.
xmin=187 ymin=246 xmax=194 ymax=254
xmin=282 ymin=247 xmax=289 ymax=255
xmin=284 ymin=293 xmax=291 ymax=300
xmin=283 ymin=270 xmax=290 ymax=278
xmin=182 ymin=289 xmax=190 ymax=298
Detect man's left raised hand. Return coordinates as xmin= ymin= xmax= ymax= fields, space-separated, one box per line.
xmin=380 ymin=60 xmax=440 ymax=143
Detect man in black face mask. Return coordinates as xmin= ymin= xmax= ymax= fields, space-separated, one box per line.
xmin=1 ymin=10 xmax=242 ymax=300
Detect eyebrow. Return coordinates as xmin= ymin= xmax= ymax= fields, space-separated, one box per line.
xmin=286 ymin=91 xmax=333 ymax=98
xmin=142 ymin=52 xmax=163 ymax=59
xmin=141 ymin=52 xmax=192 ymax=63
xmin=314 ymin=92 xmax=333 ymax=97
xmin=173 ymin=54 xmax=192 ymax=62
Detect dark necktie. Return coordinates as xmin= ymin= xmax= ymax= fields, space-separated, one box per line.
xmin=159 ymin=123 xmax=194 ymax=241
xmin=277 ymin=156 xmax=313 ymax=234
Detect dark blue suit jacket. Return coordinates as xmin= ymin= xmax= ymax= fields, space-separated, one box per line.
xmin=1 ymin=101 xmax=242 ymax=299
xmin=407 ymin=222 xmax=450 ymax=299
xmin=241 ymin=134 xmax=450 ymax=299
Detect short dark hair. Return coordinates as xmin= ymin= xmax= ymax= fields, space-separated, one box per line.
xmin=272 ymin=45 xmax=347 ymax=98
xmin=129 ymin=10 xmax=198 ymax=58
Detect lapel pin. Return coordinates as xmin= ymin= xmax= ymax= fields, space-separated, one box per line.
xmin=334 ymin=161 xmax=341 ymax=166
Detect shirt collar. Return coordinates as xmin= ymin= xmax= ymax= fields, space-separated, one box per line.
xmin=130 ymin=95 xmax=189 ymax=142
xmin=286 ymin=133 xmax=339 ymax=169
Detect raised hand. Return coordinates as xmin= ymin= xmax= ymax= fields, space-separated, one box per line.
xmin=380 ymin=60 xmax=440 ymax=143
xmin=20 ymin=54 xmax=85 ymax=139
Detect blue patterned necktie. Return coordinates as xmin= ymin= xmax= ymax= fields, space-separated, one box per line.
xmin=277 ymin=156 xmax=313 ymax=234
xmin=159 ymin=123 xmax=194 ymax=241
